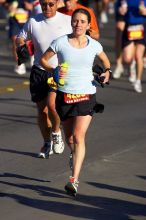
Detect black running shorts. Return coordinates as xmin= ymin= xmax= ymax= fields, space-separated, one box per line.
xmin=122 ymin=24 xmax=146 ymax=48
xmin=30 ymin=65 xmax=54 ymax=103
xmin=56 ymin=91 xmax=96 ymax=121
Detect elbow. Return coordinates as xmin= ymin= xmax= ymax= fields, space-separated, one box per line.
xmin=40 ymin=57 xmax=45 ymax=68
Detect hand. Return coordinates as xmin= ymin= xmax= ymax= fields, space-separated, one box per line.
xmin=58 ymin=63 xmax=68 ymax=79
xmin=139 ymin=6 xmax=146 ymax=15
xmin=53 ymin=64 xmax=68 ymax=84
xmin=119 ymin=5 xmax=127 ymax=15
xmin=93 ymin=72 xmax=106 ymax=88
xmin=100 ymin=70 xmax=110 ymax=84
xmin=92 ymin=64 xmax=111 ymax=87
xmin=17 ymin=44 xmax=30 ymax=65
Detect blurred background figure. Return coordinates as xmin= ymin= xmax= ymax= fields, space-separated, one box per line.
xmin=100 ymin=0 xmax=112 ymax=24
xmin=57 ymin=0 xmax=64 ymax=8
xmin=115 ymin=0 xmax=146 ymax=93
xmin=2 ymin=0 xmax=42 ymax=75
xmin=113 ymin=0 xmax=126 ymax=79
xmin=58 ymin=0 xmax=100 ymax=40
xmin=24 ymin=0 xmax=42 ymax=17
xmin=79 ymin=0 xmax=115 ymax=25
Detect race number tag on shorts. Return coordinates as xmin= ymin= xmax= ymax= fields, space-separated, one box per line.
xmin=47 ymin=77 xmax=57 ymax=90
xmin=64 ymin=93 xmax=89 ymax=104
xmin=127 ymin=24 xmax=144 ymax=40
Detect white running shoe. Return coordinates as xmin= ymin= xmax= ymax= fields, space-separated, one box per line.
xmin=113 ymin=64 xmax=124 ymax=79
xmin=65 ymin=176 xmax=79 ymax=197
xmin=100 ymin=11 xmax=108 ymax=24
xmin=134 ymin=80 xmax=142 ymax=93
xmin=129 ymin=60 xmax=136 ymax=83
xmin=52 ymin=131 xmax=65 ymax=154
xmin=14 ymin=64 xmax=26 ymax=75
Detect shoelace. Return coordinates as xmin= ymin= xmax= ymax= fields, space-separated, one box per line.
xmin=52 ymin=134 xmax=61 ymax=145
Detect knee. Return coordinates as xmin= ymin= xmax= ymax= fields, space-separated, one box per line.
xmin=65 ymin=133 xmax=85 ymax=146
xmin=73 ymin=133 xmax=84 ymax=145
xmin=135 ymin=55 xmax=143 ymax=63
xmin=38 ymin=106 xmax=48 ymax=118
xmin=123 ymin=55 xmax=132 ymax=64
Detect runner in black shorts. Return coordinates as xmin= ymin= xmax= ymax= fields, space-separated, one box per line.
xmin=41 ymin=8 xmax=111 ymax=196
xmin=56 ymin=91 xmax=96 ymax=121
xmin=16 ymin=0 xmax=72 ymax=159
xmin=121 ymin=0 xmax=146 ymax=93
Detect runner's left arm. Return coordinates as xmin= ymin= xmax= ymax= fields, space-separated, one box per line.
xmin=98 ymin=51 xmax=111 ymax=84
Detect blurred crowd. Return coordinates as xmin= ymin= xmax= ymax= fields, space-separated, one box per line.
xmin=0 ymin=0 xmax=146 ymax=93
xmin=0 ymin=0 xmax=114 ymax=72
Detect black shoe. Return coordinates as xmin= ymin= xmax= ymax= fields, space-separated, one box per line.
xmin=38 ymin=142 xmax=53 ymax=159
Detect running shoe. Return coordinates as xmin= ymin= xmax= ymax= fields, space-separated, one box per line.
xmin=113 ymin=64 xmax=124 ymax=79
xmin=38 ymin=141 xmax=53 ymax=159
xmin=129 ymin=60 xmax=136 ymax=83
xmin=69 ymin=152 xmax=73 ymax=170
xmin=65 ymin=176 xmax=79 ymax=197
xmin=52 ymin=131 xmax=64 ymax=154
xmin=100 ymin=11 xmax=108 ymax=24
xmin=14 ymin=64 xmax=26 ymax=75
xmin=133 ymin=80 xmax=142 ymax=93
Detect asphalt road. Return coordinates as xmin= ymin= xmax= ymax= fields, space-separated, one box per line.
xmin=0 ymin=14 xmax=146 ymax=220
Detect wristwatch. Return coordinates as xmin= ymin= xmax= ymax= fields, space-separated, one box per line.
xmin=104 ymin=68 xmax=112 ymax=75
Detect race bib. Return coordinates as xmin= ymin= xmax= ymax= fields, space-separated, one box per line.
xmin=64 ymin=93 xmax=89 ymax=104
xmin=127 ymin=24 xmax=144 ymax=40
xmin=14 ymin=8 xmax=28 ymax=24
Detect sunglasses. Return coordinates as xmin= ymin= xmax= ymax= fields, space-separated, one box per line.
xmin=41 ymin=2 xmax=56 ymax=7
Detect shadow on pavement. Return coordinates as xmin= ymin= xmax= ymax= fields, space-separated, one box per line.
xmin=0 ymin=147 xmax=37 ymax=158
xmin=87 ymin=181 xmax=146 ymax=198
xmin=136 ymin=175 xmax=146 ymax=180
xmin=0 ymin=179 xmax=146 ymax=219
xmin=0 ymin=172 xmax=50 ymax=183
xmin=0 ymin=113 xmax=36 ymax=125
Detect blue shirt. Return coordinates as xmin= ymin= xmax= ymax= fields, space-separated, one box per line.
xmin=50 ymin=35 xmax=103 ymax=94
xmin=115 ymin=0 xmax=146 ymax=24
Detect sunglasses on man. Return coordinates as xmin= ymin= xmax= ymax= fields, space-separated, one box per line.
xmin=41 ymin=2 xmax=56 ymax=8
